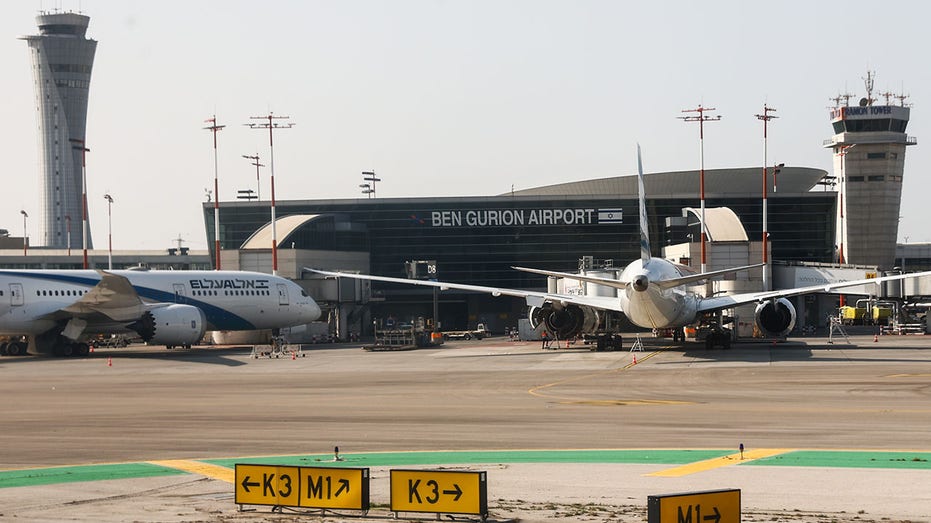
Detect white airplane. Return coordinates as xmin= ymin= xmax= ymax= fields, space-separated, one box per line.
xmin=310 ymin=146 xmax=931 ymax=346
xmin=0 ymin=268 xmax=321 ymax=356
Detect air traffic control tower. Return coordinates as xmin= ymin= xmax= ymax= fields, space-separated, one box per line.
xmin=20 ymin=12 xmax=97 ymax=249
xmin=825 ymin=72 xmax=916 ymax=270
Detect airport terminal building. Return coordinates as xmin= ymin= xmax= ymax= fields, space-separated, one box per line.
xmin=207 ymin=166 xmax=837 ymax=333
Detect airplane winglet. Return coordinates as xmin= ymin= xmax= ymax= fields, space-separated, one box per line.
xmin=637 ymin=144 xmax=650 ymax=266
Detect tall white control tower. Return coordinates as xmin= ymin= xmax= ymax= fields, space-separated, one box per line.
xmin=20 ymin=11 xmax=97 ymax=249
xmin=825 ymin=72 xmax=916 ymax=270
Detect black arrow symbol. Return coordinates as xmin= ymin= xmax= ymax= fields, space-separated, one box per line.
xmin=335 ymin=479 xmax=350 ymax=497
xmin=703 ymin=506 xmax=721 ymax=523
xmin=443 ymin=483 xmax=463 ymax=501
xmin=241 ymin=476 xmax=259 ymax=493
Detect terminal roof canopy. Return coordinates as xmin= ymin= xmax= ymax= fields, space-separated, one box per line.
xmin=241 ymin=214 xmax=320 ymax=249
xmin=682 ymin=207 xmax=749 ymax=242
xmin=506 ymin=167 xmax=827 ymax=197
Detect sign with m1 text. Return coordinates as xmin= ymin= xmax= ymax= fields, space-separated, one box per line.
xmin=390 ymin=469 xmax=487 ymax=517
xmin=234 ymin=464 xmax=370 ymax=511
xmin=648 ymin=489 xmax=740 ymax=523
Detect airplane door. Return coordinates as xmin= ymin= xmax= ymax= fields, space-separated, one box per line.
xmin=277 ymin=283 xmax=289 ymax=306
xmin=9 ymin=283 xmax=24 ymax=307
xmin=172 ymin=283 xmax=186 ymax=303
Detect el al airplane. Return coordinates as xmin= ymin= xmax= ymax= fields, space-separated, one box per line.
xmin=0 ymin=268 xmax=321 ymax=356
xmin=310 ymin=146 xmax=931 ymax=345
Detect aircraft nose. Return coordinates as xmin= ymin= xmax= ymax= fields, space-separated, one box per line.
xmin=306 ymin=300 xmax=322 ymax=322
xmin=632 ymin=274 xmax=649 ymax=292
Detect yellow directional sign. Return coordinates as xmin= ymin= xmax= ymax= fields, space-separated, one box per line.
xmin=299 ymin=466 xmax=370 ymax=510
xmin=648 ymin=489 xmax=740 ymax=523
xmin=234 ymin=464 xmax=300 ymax=507
xmin=234 ymin=464 xmax=371 ymax=511
xmin=390 ymin=469 xmax=487 ymax=517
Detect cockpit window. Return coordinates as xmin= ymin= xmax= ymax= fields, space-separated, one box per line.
xmin=301 ymin=290 xmax=309 ymax=297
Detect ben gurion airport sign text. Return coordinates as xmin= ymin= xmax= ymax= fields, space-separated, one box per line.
xmin=430 ymin=208 xmax=623 ymax=227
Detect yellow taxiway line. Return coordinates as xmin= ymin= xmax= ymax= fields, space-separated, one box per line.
xmin=147 ymin=460 xmax=234 ymax=483
xmin=646 ymin=448 xmax=794 ymax=477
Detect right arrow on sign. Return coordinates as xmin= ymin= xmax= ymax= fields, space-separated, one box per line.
xmin=443 ymin=484 xmax=463 ymax=501
xmin=704 ymin=506 xmax=721 ymax=523
xmin=335 ymin=479 xmax=350 ymax=497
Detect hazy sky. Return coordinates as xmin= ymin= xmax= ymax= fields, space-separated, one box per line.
xmin=2 ymin=1 xmax=929 ymax=250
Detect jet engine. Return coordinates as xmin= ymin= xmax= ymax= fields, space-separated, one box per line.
xmin=129 ymin=304 xmax=206 ymax=347
xmin=529 ymin=303 xmax=600 ymax=339
xmin=754 ymin=297 xmax=796 ymax=338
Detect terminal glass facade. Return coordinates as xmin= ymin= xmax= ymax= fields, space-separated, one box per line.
xmin=208 ymin=193 xmax=835 ymax=287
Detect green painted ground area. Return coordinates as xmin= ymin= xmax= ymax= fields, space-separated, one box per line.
xmin=205 ymin=449 xmax=730 ymax=469
xmin=5 ymin=449 xmax=930 ymax=489
xmin=745 ymin=450 xmax=931 ymax=469
xmin=0 ymin=463 xmax=186 ymax=489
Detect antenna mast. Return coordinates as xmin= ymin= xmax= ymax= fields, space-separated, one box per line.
xmin=246 ymin=113 xmax=295 ymax=276
xmin=755 ymin=105 xmax=777 ymax=291
xmin=204 ymin=116 xmax=225 ymax=270
xmin=678 ymin=105 xmax=721 ymax=274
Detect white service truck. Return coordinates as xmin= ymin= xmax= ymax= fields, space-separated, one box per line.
xmin=442 ymin=323 xmax=490 ymax=340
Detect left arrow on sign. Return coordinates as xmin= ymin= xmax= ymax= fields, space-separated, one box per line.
xmin=241 ymin=476 xmax=260 ymax=493
xmin=443 ymin=483 xmax=463 ymax=501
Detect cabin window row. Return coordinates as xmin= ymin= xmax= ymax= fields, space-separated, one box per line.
xmin=36 ymin=289 xmax=88 ymax=297
xmin=191 ymin=289 xmax=271 ymax=297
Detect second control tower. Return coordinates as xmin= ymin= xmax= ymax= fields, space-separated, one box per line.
xmin=824 ymin=72 xmax=916 ymax=270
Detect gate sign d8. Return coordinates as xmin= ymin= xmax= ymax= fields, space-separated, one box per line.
xmin=235 ymin=464 xmax=300 ymax=507
xmin=390 ymin=469 xmax=487 ymax=517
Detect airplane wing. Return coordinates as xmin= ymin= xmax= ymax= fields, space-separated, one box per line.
xmin=307 ymin=269 xmax=623 ymax=312
xmin=60 ymin=270 xmax=147 ymax=322
xmin=512 ymin=263 xmax=765 ymax=291
xmin=697 ymin=270 xmax=931 ymax=314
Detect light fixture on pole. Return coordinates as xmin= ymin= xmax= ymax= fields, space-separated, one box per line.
xmin=104 ymin=193 xmax=114 ymax=269
xmin=20 ymin=210 xmax=28 ymax=256
xmin=755 ymin=105 xmax=778 ymax=291
xmin=679 ymin=105 xmax=722 ymax=274
xmin=246 ymin=112 xmax=294 ymax=276
xmin=242 ymin=153 xmax=264 ymax=201
xmin=837 ymin=144 xmax=857 ymax=265
xmin=361 ymin=170 xmax=380 ymax=198
xmin=65 ymin=215 xmax=72 ymax=256
xmin=204 ymin=116 xmax=225 ymax=271
xmin=69 ymin=138 xmax=90 ymax=269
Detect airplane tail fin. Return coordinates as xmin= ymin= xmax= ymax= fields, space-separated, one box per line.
xmin=637 ymin=144 xmax=650 ymax=265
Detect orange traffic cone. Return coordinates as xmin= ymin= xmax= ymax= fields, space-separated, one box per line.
xmin=632 ymin=354 xmax=637 ymax=365
xmin=107 ymin=356 xmax=112 ymax=367
xmin=291 ymin=352 xmax=296 ymax=360
xmin=89 ymin=346 xmax=94 ymax=353
xmin=874 ymin=333 xmax=878 ymax=342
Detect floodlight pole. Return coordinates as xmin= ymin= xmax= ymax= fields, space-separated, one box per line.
xmin=204 ymin=116 xmax=226 ymax=270
xmin=65 ymin=215 xmax=72 ymax=256
xmin=104 ymin=193 xmax=114 ymax=269
xmin=246 ymin=113 xmax=294 ymax=275
xmin=755 ymin=105 xmax=777 ymax=291
xmin=679 ymin=105 xmax=721 ymax=274
xmin=837 ymin=144 xmax=856 ymax=265
xmin=242 ymin=153 xmax=264 ymax=201
xmin=69 ymin=138 xmax=90 ymax=269
xmin=362 ymin=170 xmax=380 ymax=198
xmin=20 ymin=210 xmax=28 ymax=256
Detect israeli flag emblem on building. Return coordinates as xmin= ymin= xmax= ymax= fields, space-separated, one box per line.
xmin=598 ymin=209 xmax=623 ymax=223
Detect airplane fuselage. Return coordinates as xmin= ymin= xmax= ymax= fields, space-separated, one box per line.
xmin=618 ymin=259 xmax=700 ymax=329
xmin=0 ymin=269 xmax=321 ymax=337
